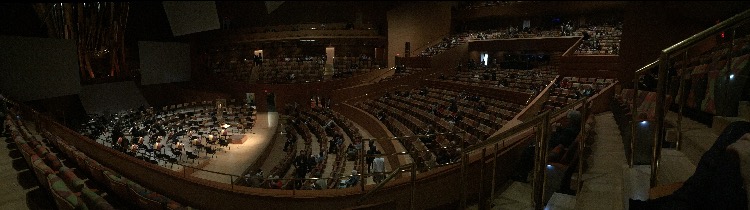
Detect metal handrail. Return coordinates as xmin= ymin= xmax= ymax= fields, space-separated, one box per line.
xmin=635 ymin=59 xmax=659 ymax=74
xmin=467 ymin=96 xmax=588 ymax=152
xmin=662 ymin=9 xmax=750 ymax=55
xmin=357 ymin=163 xmax=415 ymax=204
xmin=459 ymin=96 xmax=590 ymax=209
xmin=637 ymin=8 xmax=750 ymax=187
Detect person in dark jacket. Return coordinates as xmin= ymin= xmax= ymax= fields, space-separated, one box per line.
xmin=631 ymin=121 xmax=750 ymax=210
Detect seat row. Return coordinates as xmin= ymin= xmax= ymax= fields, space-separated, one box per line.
xmin=8 ymin=113 xmax=191 ymax=210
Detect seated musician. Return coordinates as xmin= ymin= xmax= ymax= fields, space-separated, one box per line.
xmin=167 ymin=131 xmax=174 ymax=140
xmin=208 ymin=134 xmax=215 ymax=144
xmin=175 ymin=141 xmax=184 ymax=151
xmin=154 ymin=140 xmax=163 ymax=152
xmin=137 ymin=136 xmax=144 ymax=146
xmin=129 ymin=143 xmax=139 ymax=154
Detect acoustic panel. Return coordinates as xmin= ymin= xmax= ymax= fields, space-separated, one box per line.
xmin=138 ymin=41 xmax=191 ymax=85
xmin=163 ymin=1 xmax=221 ymax=36
xmin=79 ymin=81 xmax=149 ymax=115
xmin=265 ymin=1 xmax=285 ymax=14
xmin=0 ymin=36 xmax=81 ymax=101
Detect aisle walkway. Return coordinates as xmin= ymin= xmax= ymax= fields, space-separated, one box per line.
xmin=574 ymin=112 xmax=628 ymax=210
xmin=472 ymin=112 xmax=635 ymax=210
xmin=0 ymin=129 xmax=55 ymax=209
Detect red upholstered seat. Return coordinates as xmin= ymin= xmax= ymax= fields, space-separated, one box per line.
xmin=47 ymin=173 xmax=86 ymax=210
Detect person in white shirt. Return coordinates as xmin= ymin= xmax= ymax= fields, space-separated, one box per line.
xmin=371 ymin=150 xmax=386 ymax=183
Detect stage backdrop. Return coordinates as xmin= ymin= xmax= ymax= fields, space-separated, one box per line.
xmin=138 ymin=41 xmax=192 ymax=85
xmin=0 ymin=36 xmax=81 ymax=101
xmin=162 ymin=1 xmax=221 ymax=37
xmin=79 ymin=81 xmax=149 ymax=115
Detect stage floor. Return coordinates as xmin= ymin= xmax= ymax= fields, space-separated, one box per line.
xmin=190 ymin=112 xmax=278 ymax=183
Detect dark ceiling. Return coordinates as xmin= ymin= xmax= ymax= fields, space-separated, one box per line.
xmin=0 ymin=1 xmax=403 ymax=42
xmin=4 ymin=1 xmax=748 ymax=43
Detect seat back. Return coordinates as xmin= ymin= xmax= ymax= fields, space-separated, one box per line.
xmin=103 ymin=170 xmax=129 ymax=198
xmin=126 ymin=180 xmax=164 ymax=210
xmin=47 ymin=173 xmax=87 ymax=210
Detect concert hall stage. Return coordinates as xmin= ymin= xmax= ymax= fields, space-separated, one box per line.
xmin=190 ymin=112 xmax=279 ymax=183
xmin=229 ymin=134 xmax=248 ymax=144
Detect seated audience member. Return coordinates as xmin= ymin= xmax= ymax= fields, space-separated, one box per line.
xmin=630 ymin=121 xmax=750 ymax=210
xmin=313 ymin=172 xmax=327 ymax=190
xmin=247 ymin=170 xmax=264 ymax=188
xmin=269 ymin=175 xmax=283 ymax=189
xmin=512 ymin=110 xmax=582 ymax=182
xmin=346 ymin=170 xmax=360 ymax=187
xmin=317 ymin=151 xmax=325 ymax=163
xmin=347 ymin=144 xmax=357 ymax=160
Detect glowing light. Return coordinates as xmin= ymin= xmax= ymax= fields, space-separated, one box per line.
xmin=730 ymin=74 xmax=735 ymax=80
xmin=641 ymin=121 xmax=648 ymax=125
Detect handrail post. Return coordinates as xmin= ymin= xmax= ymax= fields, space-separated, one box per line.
xmin=651 ymin=53 xmax=669 ymax=187
xmin=360 ymin=140 xmax=366 ymax=192
xmin=577 ymin=98 xmax=588 ymax=192
xmin=479 ymin=148 xmax=486 ymax=209
xmin=410 ymin=162 xmax=417 ymax=210
xmin=489 ymin=143 xmax=499 ymax=208
xmin=676 ymin=52 xmax=687 ymax=151
xmin=631 ymin=72 xmax=639 ymax=168
xmin=459 ymin=145 xmax=467 ymax=209
xmin=357 ymin=163 xmax=412 ymax=204
xmin=532 ymin=111 xmax=550 ymax=210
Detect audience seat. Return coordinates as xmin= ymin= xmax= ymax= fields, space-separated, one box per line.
xmin=126 ymin=180 xmax=164 ymax=210
xmin=79 ymin=187 xmax=115 ymax=210
xmin=47 ymin=173 xmax=87 ymax=210
xmin=58 ymin=166 xmax=87 ymax=192
xmin=103 ymin=170 xmax=129 ymax=200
